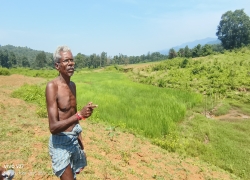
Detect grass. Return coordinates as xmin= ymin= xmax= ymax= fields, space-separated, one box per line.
xmin=177 ymin=112 xmax=250 ymax=179
xmin=72 ymin=71 xmax=202 ymax=138
xmin=9 ymin=67 xmax=58 ymax=79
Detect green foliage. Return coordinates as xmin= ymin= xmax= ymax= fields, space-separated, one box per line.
xmin=130 ymin=46 xmax=250 ymax=103
xmin=0 ymin=67 xmax=10 ymax=75
xmin=11 ymin=84 xmax=47 ymax=118
xmin=152 ymin=133 xmax=181 ymax=152
xmin=180 ymin=58 xmax=189 ymax=68
xmin=168 ymin=48 xmax=177 ymax=59
xmin=0 ymin=49 xmax=9 ymax=68
xmin=21 ymin=56 xmax=30 ymax=67
xmin=0 ymin=45 xmax=53 ymax=68
xmin=192 ymin=44 xmax=202 ymax=57
xmin=213 ymin=101 xmax=231 ymax=116
xmin=216 ymin=9 xmax=250 ymax=49
xmin=9 ymin=68 xmax=58 ymax=78
xmin=35 ymin=51 xmax=47 ymax=68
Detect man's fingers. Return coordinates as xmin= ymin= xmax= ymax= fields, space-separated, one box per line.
xmin=91 ymin=105 xmax=98 ymax=109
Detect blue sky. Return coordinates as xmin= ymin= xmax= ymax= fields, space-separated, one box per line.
xmin=0 ymin=0 xmax=249 ymax=56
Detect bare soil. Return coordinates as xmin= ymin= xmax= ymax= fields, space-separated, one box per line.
xmin=0 ymin=75 xmax=237 ymax=180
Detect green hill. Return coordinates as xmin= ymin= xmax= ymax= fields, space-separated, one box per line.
xmin=128 ymin=46 xmax=250 ymax=103
xmin=0 ymin=45 xmax=53 ymax=68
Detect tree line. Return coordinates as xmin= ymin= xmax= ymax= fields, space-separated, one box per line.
xmin=168 ymin=44 xmax=224 ymax=59
xmin=0 ymin=46 xmax=168 ymax=69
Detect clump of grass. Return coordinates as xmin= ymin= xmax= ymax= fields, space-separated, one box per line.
xmin=213 ymin=101 xmax=231 ymax=116
xmin=0 ymin=67 xmax=10 ymax=75
xmin=9 ymin=67 xmax=57 ymax=78
xmin=11 ymin=84 xmax=47 ymax=118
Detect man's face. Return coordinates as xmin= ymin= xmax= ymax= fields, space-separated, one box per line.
xmin=57 ymin=51 xmax=75 ymax=76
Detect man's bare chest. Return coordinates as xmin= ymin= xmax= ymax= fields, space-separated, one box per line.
xmin=57 ymin=85 xmax=76 ymax=112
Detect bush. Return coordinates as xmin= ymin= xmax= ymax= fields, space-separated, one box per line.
xmin=0 ymin=67 xmax=10 ymax=75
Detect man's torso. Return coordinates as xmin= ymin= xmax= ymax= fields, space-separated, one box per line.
xmin=54 ymin=77 xmax=77 ymax=132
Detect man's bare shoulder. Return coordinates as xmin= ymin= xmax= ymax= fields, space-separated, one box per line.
xmin=46 ymin=78 xmax=59 ymax=90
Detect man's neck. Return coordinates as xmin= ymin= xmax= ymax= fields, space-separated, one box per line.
xmin=59 ymin=74 xmax=71 ymax=85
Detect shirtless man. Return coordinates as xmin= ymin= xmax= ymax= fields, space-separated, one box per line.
xmin=46 ymin=46 xmax=96 ymax=180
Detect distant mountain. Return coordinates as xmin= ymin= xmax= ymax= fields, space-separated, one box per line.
xmin=160 ymin=37 xmax=221 ymax=55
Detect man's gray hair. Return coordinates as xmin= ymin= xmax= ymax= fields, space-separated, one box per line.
xmin=53 ymin=46 xmax=71 ymax=63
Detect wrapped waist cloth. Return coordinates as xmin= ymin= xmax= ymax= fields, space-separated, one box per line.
xmin=49 ymin=124 xmax=87 ymax=178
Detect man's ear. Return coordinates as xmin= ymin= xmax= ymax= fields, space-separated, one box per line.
xmin=55 ymin=62 xmax=60 ymax=70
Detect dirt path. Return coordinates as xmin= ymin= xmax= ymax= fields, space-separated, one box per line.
xmin=0 ymin=75 xmax=237 ymax=180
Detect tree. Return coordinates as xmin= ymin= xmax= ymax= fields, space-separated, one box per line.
xmin=21 ymin=56 xmax=30 ymax=67
xmin=35 ymin=51 xmax=46 ymax=68
xmin=46 ymin=54 xmax=54 ymax=68
xmin=184 ymin=46 xmax=192 ymax=58
xmin=100 ymin=52 xmax=107 ymax=67
xmin=75 ymin=53 xmax=87 ymax=69
xmin=201 ymin=44 xmax=213 ymax=56
xmin=216 ymin=9 xmax=250 ymax=49
xmin=168 ymin=48 xmax=177 ymax=59
xmin=178 ymin=48 xmax=185 ymax=57
xmin=1 ymin=50 xmax=9 ymax=68
xmin=8 ymin=52 xmax=17 ymax=68
xmin=192 ymin=44 xmax=202 ymax=57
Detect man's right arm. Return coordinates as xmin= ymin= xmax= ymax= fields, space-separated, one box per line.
xmin=46 ymin=82 xmax=78 ymax=134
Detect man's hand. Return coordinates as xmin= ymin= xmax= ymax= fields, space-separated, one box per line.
xmin=79 ymin=102 xmax=98 ymax=118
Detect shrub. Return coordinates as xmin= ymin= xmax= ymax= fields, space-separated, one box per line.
xmin=0 ymin=67 xmax=10 ymax=75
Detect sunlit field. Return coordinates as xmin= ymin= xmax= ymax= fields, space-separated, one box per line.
xmin=73 ymin=71 xmax=202 ymax=138
xmin=3 ymin=46 xmax=250 ymax=179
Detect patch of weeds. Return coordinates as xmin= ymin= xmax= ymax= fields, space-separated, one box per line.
xmin=0 ymin=68 xmax=10 ymax=75
xmin=229 ymin=100 xmax=250 ymax=115
xmin=111 ymin=164 xmax=121 ymax=172
xmin=100 ymin=145 xmax=111 ymax=155
xmin=20 ymin=123 xmax=34 ymax=129
xmin=93 ymin=153 xmax=104 ymax=160
xmin=152 ymin=133 xmax=180 ymax=152
xmin=106 ymin=126 xmax=119 ymax=141
xmin=152 ymin=174 xmax=165 ymax=180
xmin=120 ymin=150 xmax=131 ymax=165
xmin=89 ymin=135 xmax=98 ymax=142
xmin=84 ymin=169 xmax=95 ymax=174
xmin=213 ymin=101 xmax=231 ymax=116
xmin=0 ymin=103 xmax=5 ymax=110
xmin=37 ymin=151 xmax=50 ymax=161
xmin=127 ymin=168 xmax=136 ymax=175
xmin=9 ymin=127 xmax=22 ymax=134
xmin=143 ymin=161 xmax=154 ymax=168
xmin=20 ymin=146 xmax=31 ymax=160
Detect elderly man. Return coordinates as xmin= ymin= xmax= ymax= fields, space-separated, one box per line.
xmin=46 ymin=46 xmax=97 ymax=180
